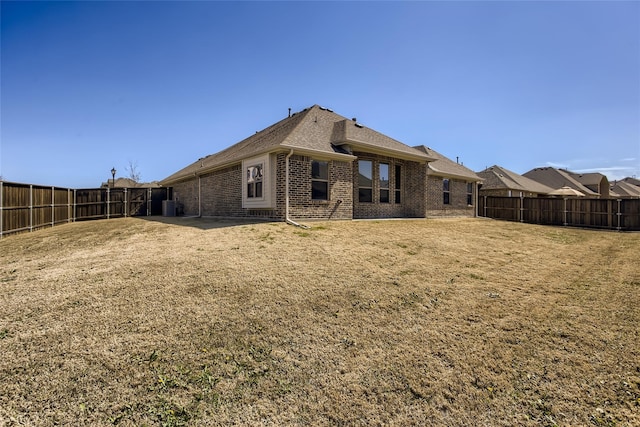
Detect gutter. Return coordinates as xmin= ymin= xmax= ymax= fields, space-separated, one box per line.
xmin=285 ymin=149 xmax=310 ymax=229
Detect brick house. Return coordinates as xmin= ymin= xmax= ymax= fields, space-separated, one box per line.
xmin=414 ymin=146 xmax=482 ymax=217
xmin=523 ymin=167 xmax=608 ymax=198
xmin=161 ymin=105 xmax=442 ymax=221
xmin=476 ymin=165 xmax=553 ymax=197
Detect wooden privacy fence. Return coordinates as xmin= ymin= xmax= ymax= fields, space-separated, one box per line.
xmin=479 ymin=196 xmax=640 ymax=231
xmin=0 ymin=181 xmax=171 ymax=238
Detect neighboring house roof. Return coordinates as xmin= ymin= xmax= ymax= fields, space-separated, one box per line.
xmin=476 ymin=165 xmax=554 ymax=194
xmin=100 ymin=177 xmax=161 ymax=188
xmin=414 ymin=146 xmax=482 ymax=182
xmin=611 ymin=180 xmax=640 ymax=198
xmin=162 ymin=105 xmax=433 ymax=185
xmin=523 ymin=167 xmax=599 ymax=197
xmin=622 ymin=177 xmax=640 ymax=186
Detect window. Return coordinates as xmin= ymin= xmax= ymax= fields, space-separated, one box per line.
xmin=443 ymin=178 xmax=450 ymax=205
xmin=395 ymin=164 xmax=401 ymax=204
xmin=311 ymin=160 xmax=329 ymax=200
xmin=379 ymin=163 xmax=389 ymax=203
xmin=358 ymin=160 xmax=373 ymax=202
xmin=467 ymin=182 xmax=473 ymax=205
xmin=247 ymin=163 xmax=263 ymax=198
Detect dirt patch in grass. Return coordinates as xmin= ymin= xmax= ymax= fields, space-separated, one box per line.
xmin=1 ymin=217 xmax=638 ymax=426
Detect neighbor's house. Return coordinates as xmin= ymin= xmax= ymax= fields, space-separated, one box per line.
xmin=476 ymin=165 xmax=553 ymax=197
xmin=100 ymin=177 xmax=161 ymax=188
xmin=414 ymin=146 xmax=482 ymax=217
xmin=523 ymin=167 xmax=606 ymax=198
xmin=161 ymin=105 xmax=446 ymax=221
xmin=610 ymin=180 xmax=640 ymax=199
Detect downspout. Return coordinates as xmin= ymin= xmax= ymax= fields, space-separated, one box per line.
xmin=285 ymin=149 xmax=309 ymax=229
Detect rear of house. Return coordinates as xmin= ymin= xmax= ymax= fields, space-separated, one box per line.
xmin=415 ymin=146 xmax=482 ymax=217
xmin=161 ymin=105 xmax=437 ymax=221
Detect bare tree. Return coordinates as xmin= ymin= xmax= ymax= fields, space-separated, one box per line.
xmin=126 ymin=161 xmax=141 ymax=183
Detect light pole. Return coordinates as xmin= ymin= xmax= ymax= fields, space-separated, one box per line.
xmin=111 ymin=168 xmax=116 ymax=188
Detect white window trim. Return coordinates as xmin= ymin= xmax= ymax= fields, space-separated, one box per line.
xmin=242 ymin=154 xmax=274 ymax=208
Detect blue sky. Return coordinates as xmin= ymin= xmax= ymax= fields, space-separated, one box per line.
xmin=1 ymin=1 xmax=639 ymax=188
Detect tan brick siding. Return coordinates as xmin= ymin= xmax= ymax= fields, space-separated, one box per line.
xmin=426 ymin=175 xmax=476 ymax=217
xmin=284 ymin=154 xmax=353 ymax=220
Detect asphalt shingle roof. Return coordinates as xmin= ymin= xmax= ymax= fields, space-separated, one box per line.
xmin=414 ymin=146 xmax=482 ymax=181
xmin=162 ymin=105 xmax=431 ymax=184
xmin=477 ymin=165 xmax=554 ymax=194
xmin=522 ymin=167 xmax=599 ymax=196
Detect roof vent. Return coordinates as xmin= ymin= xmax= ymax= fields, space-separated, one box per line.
xmin=352 ymin=117 xmax=357 ymax=122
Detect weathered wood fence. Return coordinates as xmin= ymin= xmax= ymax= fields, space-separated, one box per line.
xmin=0 ymin=181 xmax=171 ymax=238
xmin=478 ymin=196 xmax=640 ymax=231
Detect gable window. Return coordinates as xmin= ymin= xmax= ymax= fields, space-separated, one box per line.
xmin=467 ymin=182 xmax=474 ymax=205
xmin=311 ymin=160 xmax=329 ymax=200
xmin=247 ymin=163 xmax=263 ymax=198
xmin=395 ymin=164 xmax=401 ymax=204
xmin=443 ymin=178 xmax=450 ymax=205
xmin=379 ymin=163 xmax=390 ymax=203
xmin=358 ymin=160 xmax=373 ymax=202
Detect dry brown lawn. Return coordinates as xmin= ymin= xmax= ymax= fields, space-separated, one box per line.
xmin=0 ymin=217 xmax=638 ymax=426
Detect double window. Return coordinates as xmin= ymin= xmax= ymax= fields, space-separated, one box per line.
xmin=247 ymin=164 xmax=263 ymax=198
xmin=311 ymin=160 xmax=329 ymax=200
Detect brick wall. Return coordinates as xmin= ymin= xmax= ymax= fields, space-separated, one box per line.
xmin=426 ymin=175 xmax=476 ymax=217
xmin=283 ymin=154 xmax=353 ymax=220
xmin=352 ymin=152 xmax=426 ymax=219
xmin=172 ymin=179 xmax=199 ymax=216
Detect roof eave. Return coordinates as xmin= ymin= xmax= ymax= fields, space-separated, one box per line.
xmin=339 ymin=139 xmax=433 ymax=163
xmin=280 ymin=144 xmax=357 ymax=161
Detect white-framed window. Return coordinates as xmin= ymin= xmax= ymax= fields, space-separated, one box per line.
xmin=242 ymin=154 xmax=274 ymax=208
xmin=311 ymin=160 xmax=329 ymax=200
xmin=246 ymin=164 xmax=263 ymax=199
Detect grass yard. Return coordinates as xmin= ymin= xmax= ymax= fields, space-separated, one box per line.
xmin=0 ymin=217 xmax=638 ymax=426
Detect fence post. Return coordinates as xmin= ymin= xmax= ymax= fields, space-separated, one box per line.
xmin=51 ymin=186 xmax=55 ymax=227
xmin=563 ymin=198 xmax=568 ymax=226
xmin=124 ymin=188 xmax=128 ymax=217
xmin=483 ymin=195 xmax=487 ymax=217
xmin=147 ymin=188 xmax=152 ymax=216
xmin=616 ymin=199 xmax=622 ymax=231
xmin=67 ymin=189 xmax=71 ymax=223
xmin=519 ymin=195 xmax=524 ymax=222
xmin=73 ymin=189 xmax=77 ymax=222
xmin=106 ymin=187 xmax=110 ymax=219
xmin=29 ymin=184 xmax=33 ymax=232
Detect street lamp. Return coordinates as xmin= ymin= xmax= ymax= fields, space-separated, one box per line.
xmin=111 ymin=167 xmax=116 ymax=188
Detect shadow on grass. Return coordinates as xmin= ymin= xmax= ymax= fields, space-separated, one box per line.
xmin=135 ymin=216 xmax=283 ymax=230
